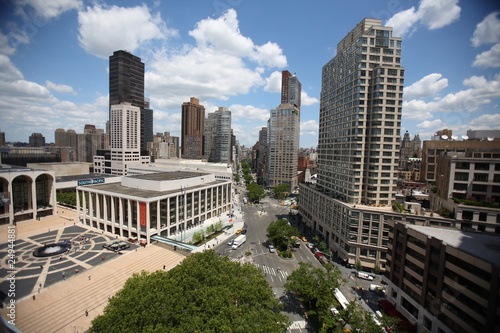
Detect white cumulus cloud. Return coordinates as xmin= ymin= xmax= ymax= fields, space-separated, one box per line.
xmin=404 ymin=73 xmax=448 ymax=99
xmin=264 ymin=71 xmax=282 ymax=93
xmin=14 ymin=0 xmax=83 ymax=19
xmin=471 ymin=12 xmax=500 ymax=47
xmin=387 ymin=0 xmax=461 ymax=36
xmin=45 ymin=80 xmax=77 ymax=94
xmin=301 ymin=91 xmax=319 ymax=106
xmin=473 ymin=43 xmax=500 ymax=68
xmin=403 ymin=74 xmax=500 ymax=122
xmin=78 ymin=4 xmax=176 ymax=59
xmin=0 ymin=55 xmax=23 ymax=81
xmin=417 ymin=119 xmax=444 ymax=129
xmin=189 ymin=9 xmax=287 ymax=68
xmin=471 ymin=12 xmax=500 ymax=68
xmin=229 ymin=104 xmax=269 ymax=122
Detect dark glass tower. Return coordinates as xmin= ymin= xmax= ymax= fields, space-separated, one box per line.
xmin=109 ymin=50 xmax=152 ymax=151
xmin=109 ymin=50 xmax=145 ymax=109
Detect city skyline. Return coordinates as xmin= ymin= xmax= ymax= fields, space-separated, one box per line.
xmin=0 ymin=0 xmax=499 ymax=148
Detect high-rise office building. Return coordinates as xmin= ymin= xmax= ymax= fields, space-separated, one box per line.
xmin=109 ymin=50 xmax=152 ymax=151
xmin=93 ymin=102 xmax=149 ymax=175
xmin=181 ymin=97 xmax=205 ymax=159
xmin=267 ymin=103 xmax=300 ymax=189
xmin=94 ymin=51 xmax=150 ymax=175
xmin=109 ymin=50 xmax=145 ymax=109
xmin=205 ymin=107 xmax=232 ymax=163
xmin=142 ymin=99 xmax=154 ymax=152
xmin=281 ymin=70 xmax=301 ymax=109
xmin=317 ymin=18 xmax=403 ymax=206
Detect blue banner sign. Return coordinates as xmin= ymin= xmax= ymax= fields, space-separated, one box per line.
xmin=77 ymin=178 xmax=105 ymax=186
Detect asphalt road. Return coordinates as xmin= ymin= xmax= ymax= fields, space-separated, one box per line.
xmin=214 ymin=189 xmax=387 ymax=332
xmin=215 ymin=193 xmax=317 ymax=332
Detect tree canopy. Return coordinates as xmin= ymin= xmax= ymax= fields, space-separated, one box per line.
xmin=273 ymin=184 xmax=290 ymax=200
xmin=247 ymin=182 xmax=265 ymax=203
xmin=284 ymin=262 xmax=392 ymax=333
xmin=266 ymin=219 xmax=300 ymax=251
xmin=90 ymin=251 xmax=289 ymax=333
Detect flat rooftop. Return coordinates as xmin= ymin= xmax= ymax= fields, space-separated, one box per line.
xmin=408 ymin=225 xmax=500 ymax=267
xmin=56 ymin=173 xmax=120 ymax=183
xmin=130 ymin=171 xmax=209 ymax=181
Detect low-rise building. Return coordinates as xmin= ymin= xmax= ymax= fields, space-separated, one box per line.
xmin=0 ymin=164 xmax=56 ymax=224
xmin=384 ymin=221 xmax=500 ymax=333
xmin=298 ymin=183 xmax=455 ymax=270
xmin=76 ymin=171 xmax=232 ymax=243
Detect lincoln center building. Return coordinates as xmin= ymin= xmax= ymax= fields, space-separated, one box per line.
xmin=76 ymin=171 xmax=232 ymax=243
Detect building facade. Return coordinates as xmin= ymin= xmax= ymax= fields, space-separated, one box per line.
xmin=109 ymin=50 xmax=152 ymax=152
xmin=281 ymin=70 xmax=301 ymax=109
xmin=317 ymin=18 xmax=403 ymax=206
xmin=147 ymin=132 xmax=180 ymax=160
xmin=267 ymin=103 xmax=300 ymax=189
xmin=29 ymin=133 xmax=46 ymax=147
xmin=181 ymin=97 xmax=205 ymax=159
xmin=384 ymin=221 xmax=500 ymax=333
xmin=76 ymin=171 xmax=232 ymax=244
xmin=93 ymin=103 xmax=150 ymax=175
xmin=205 ymin=107 xmax=232 ymax=163
xmin=298 ymin=18 xmax=410 ymax=268
xmin=420 ymin=138 xmax=500 ymax=183
xmin=430 ymin=149 xmax=500 ymax=234
xmin=0 ymin=164 xmax=56 ymax=225
xmin=109 ymin=50 xmax=145 ymax=110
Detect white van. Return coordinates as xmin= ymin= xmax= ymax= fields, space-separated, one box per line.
xmin=357 ymin=272 xmax=374 ymax=281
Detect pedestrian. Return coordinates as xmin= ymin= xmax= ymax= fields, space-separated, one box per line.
xmin=32 ymin=295 xmax=36 ymax=300
xmin=88 ymin=275 xmax=91 ymax=281
xmin=85 ymin=310 xmax=88 ymax=316
xmin=62 ymin=272 xmax=65 ymax=279
xmin=163 ymin=265 xmax=166 ymax=269
xmin=39 ymin=283 xmax=42 ymax=288
xmin=107 ymin=295 xmax=110 ymax=301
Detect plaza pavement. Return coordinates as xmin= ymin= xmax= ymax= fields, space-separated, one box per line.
xmin=0 ymin=206 xmax=188 ymax=333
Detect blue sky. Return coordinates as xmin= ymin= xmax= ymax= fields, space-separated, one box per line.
xmin=0 ymin=0 xmax=499 ymax=148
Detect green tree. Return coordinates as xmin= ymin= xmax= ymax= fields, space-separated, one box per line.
xmin=355 ymin=259 xmax=363 ymax=272
xmin=192 ymin=230 xmax=205 ymax=243
xmin=273 ymin=184 xmax=290 ymax=200
xmin=247 ymin=182 xmax=265 ymax=203
xmin=284 ymin=262 xmax=343 ymax=332
xmin=337 ymin=301 xmax=386 ymax=333
xmin=90 ymin=251 xmax=289 ymax=333
xmin=57 ymin=191 xmax=77 ymax=207
xmin=266 ymin=219 xmax=300 ymax=251
xmin=243 ymin=174 xmax=253 ymax=184
xmin=234 ymin=174 xmax=240 ymax=182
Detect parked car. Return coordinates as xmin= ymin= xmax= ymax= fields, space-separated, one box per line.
xmin=268 ymin=244 xmax=275 ymax=253
xmin=227 ymin=239 xmax=234 ymax=246
xmin=240 ymin=229 xmax=247 ymax=234
xmin=305 ymin=243 xmax=314 ymax=249
xmin=235 ymin=229 xmax=243 ymax=234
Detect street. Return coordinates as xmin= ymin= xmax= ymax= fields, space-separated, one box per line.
xmin=215 ymin=192 xmax=318 ymax=332
xmin=214 ymin=186 xmax=388 ymax=332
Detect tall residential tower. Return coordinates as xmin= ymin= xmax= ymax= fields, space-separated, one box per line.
xmin=181 ymin=97 xmax=205 ymax=159
xmin=299 ymin=18 xmax=406 ymax=269
xmin=317 ymin=18 xmax=403 ymax=206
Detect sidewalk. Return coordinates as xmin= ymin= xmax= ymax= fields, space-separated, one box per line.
xmin=0 ymin=206 xmax=187 ymax=333
xmin=181 ymin=193 xmax=246 ymax=253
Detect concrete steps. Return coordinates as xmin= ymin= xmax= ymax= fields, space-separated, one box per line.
xmin=15 ymin=245 xmax=187 ymax=333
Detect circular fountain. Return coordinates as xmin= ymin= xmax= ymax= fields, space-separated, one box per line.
xmin=33 ymin=243 xmax=71 ymax=257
